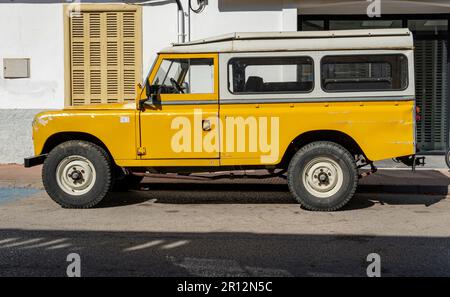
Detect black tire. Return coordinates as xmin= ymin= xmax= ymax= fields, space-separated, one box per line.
xmin=42 ymin=140 xmax=113 ymax=208
xmin=287 ymin=141 xmax=358 ymax=211
xmin=445 ymin=149 xmax=450 ymax=169
xmin=112 ymin=172 xmax=144 ymax=192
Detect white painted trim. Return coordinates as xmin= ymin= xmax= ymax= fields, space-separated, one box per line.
xmin=219 ymin=49 xmax=415 ymax=101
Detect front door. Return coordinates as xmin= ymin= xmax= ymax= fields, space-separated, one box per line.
xmin=139 ymin=53 xmax=220 ymax=160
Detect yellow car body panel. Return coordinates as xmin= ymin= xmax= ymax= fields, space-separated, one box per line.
xmin=219 ymin=100 xmax=415 ymax=165
xmin=32 ymin=50 xmax=415 ymax=168
xmin=32 ymin=103 xmax=138 ymax=162
xmin=32 ymin=99 xmax=414 ymax=167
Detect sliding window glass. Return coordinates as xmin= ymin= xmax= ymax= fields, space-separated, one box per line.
xmin=228 ymin=56 xmax=314 ymax=94
xmin=321 ymin=55 xmax=408 ymax=92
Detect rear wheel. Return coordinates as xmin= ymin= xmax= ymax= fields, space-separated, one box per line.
xmin=42 ymin=140 xmax=113 ymax=208
xmin=287 ymin=141 xmax=358 ymax=211
xmin=445 ymin=148 xmax=450 ymax=169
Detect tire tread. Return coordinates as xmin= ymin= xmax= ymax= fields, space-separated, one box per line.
xmin=287 ymin=141 xmax=358 ymax=211
xmin=42 ymin=140 xmax=112 ymax=209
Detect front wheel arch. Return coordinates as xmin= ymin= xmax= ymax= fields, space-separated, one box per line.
xmin=41 ymin=132 xmax=114 ymax=161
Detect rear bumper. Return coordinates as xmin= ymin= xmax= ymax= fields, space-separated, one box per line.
xmin=24 ymin=154 xmax=47 ymax=168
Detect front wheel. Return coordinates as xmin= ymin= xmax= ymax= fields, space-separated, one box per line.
xmin=42 ymin=140 xmax=113 ymax=208
xmin=287 ymin=141 xmax=358 ymax=211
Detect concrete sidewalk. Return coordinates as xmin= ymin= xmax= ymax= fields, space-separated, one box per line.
xmin=1 ymin=163 xmax=450 ymax=195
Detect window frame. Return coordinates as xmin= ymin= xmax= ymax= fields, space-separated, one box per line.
xmin=227 ymin=56 xmax=315 ymax=95
xmin=147 ymin=53 xmax=219 ymax=103
xmin=320 ymin=53 xmax=409 ymax=93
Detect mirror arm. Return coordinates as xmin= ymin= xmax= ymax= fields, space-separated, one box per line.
xmin=139 ymin=97 xmax=149 ymax=110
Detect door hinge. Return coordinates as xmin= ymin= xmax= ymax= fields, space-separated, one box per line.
xmin=137 ymin=147 xmax=147 ymax=156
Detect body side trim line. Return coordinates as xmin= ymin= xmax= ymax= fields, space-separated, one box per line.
xmin=219 ymin=96 xmax=414 ymax=104
xmin=146 ymin=100 xmax=217 ymax=106
xmin=150 ymin=96 xmax=413 ymax=106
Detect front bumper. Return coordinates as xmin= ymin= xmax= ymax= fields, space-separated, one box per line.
xmin=24 ymin=154 xmax=47 ymax=168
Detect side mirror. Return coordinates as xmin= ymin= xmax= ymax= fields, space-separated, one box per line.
xmin=140 ymin=80 xmax=161 ymax=109
xmin=145 ymin=79 xmax=153 ymax=99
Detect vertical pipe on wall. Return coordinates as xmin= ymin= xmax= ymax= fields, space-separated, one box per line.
xmin=187 ymin=0 xmax=191 ymax=42
xmin=137 ymin=0 xmax=186 ymax=43
xmin=177 ymin=8 xmax=185 ymax=43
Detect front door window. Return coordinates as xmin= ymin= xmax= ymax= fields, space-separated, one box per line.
xmin=152 ymin=58 xmax=215 ymax=95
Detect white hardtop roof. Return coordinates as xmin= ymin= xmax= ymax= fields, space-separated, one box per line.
xmin=159 ymin=28 xmax=413 ymax=54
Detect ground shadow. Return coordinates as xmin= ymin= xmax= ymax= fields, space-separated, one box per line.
xmin=99 ymin=180 xmax=447 ymax=211
xmin=0 ymin=228 xmax=448 ymax=277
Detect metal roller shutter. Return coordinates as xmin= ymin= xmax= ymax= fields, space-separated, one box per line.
xmin=415 ymin=39 xmax=449 ymax=152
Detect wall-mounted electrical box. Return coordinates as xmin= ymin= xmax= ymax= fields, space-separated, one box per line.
xmin=3 ymin=58 xmax=30 ymax=78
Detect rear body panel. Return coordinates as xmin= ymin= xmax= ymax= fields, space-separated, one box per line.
xmin=219 ymin=100 xmax=415 ymax=165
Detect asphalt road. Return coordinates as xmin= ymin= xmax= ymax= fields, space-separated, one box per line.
xmin=0 ymin=181 xmax=449 ymax=277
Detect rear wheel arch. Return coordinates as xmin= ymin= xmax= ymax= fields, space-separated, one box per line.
xmin=280 ymin=130 xmax=366 ymax=168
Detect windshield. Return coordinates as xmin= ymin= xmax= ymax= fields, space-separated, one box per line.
xmin=152 ymin=58 xmax=214 ymax=94
xmin=153 ymin=59 xmax=188 ymax=87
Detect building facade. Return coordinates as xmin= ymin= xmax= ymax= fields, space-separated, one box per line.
xmin=0 ymin=0 xmax=449 ymax=163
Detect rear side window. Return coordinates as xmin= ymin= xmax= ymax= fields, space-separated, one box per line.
xmin=321 ymin=54 xmax=408 ymax=92
xmin=228 ymin=56 xmax=314 ymax=94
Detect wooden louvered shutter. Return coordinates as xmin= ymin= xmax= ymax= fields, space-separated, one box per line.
xmin=69 ymin=6 xmax=142 ymax=105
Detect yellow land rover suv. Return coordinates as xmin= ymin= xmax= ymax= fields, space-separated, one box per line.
xmin=25 ymin=29 xmax=417 ymax=211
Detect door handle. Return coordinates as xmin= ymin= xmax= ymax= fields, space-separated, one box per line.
xmin=202 ymin=119 xmax=211 ymax=131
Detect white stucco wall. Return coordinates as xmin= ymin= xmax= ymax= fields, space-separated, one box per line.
xmin=142 ymin=0 xmax=295 ymax=77
xmin=142 ymin=3 xmax=179 ymax=78
xmin=0 ymin=4 xmax=65 ymax=110
xmin=189 ymin=1 xmax=285 ymax=40
xmin=0 ymin=109 xmax=43 ymax=164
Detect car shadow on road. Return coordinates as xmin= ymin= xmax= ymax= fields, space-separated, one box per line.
xmin=99 ymin=181 xmax=447 ymax=211
xmin=0 ymin=228 xmax=448 ymax=277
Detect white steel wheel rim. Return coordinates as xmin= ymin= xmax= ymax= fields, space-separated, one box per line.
xmin=302 ymin=157 xmax=344 ymax=198
xmin=56 ymin=155 xmax=96 ymax=196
